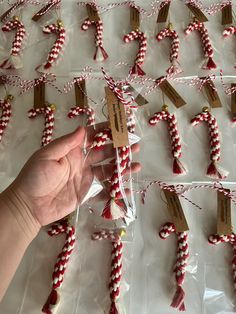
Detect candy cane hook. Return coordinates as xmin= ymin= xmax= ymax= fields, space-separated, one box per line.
xmin=156 ymin=23 xmax=182 ymax=75
xmin=223 ymin=26 xmax=236 ymax=69
xmin=92 ymin=229 xmax=125 ymax=314
xmin=191 ymin=107 xmax=228 ymax=179
xmin=42 ymin=221 xmax=76 ymax=314
xmin=0 ymin=16 xmax=26 ymax=70
xmin=208 ymin=233 xmax=236 ymax=295
xmin=0 ymin=95 xmax=13 ymax=142
xmin=184 ymin=20 xmax=217 ymax=70
xmin=37 ymin=20 xmax=66 ymax=73
xmin=28 ymin=104 xmax=56 ymax=147
xmin=149 ymin=105 xmax=186 ymax=175
xmin=81 ymin=17 xmax=108 ymax=62
xmin=68 ymin=106 xmax=95 ymax=126
xmin=159 ymin=222 xmax=189 ymax=311
xmin=123 ymin=29 xmax=147 ymax=76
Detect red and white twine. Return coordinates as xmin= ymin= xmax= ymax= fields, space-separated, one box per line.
xmin=184 ymin=20 xmax=217 ymax=70
xmin=149 ymin=105 xmax=186 ymax=175
xmin=191 ymin=107 xmax=228 ymax=180
xmin=123 ymin=30 xmax=147 ymax=76
xmin=0 ymin=96 xmax=13 ymax=142
xmin=223 ymin=26 xmax=236 ymax=69
xmin=37 ymin=20 xmax=66 ymax=73
xmin=42 ymin=221 xmax=75 ymax=314
xmin=156 ymin=23 xmax=182 ymax=75
xmin=208 ymin=233 xmax=236 ymax=295
xmin=0 ymin=16 xmax=26 ymax=70
xmin=92 ymin=229 xmax=124 ymax=314
xmin=28 ymin=104 xmax=56 ymax=147
xmin=159 ymin=222 xmax=189 ymax=311
xmin=81 ymin=17 xmax=108 ymax=62
xmin=68 ymin=106 xmax=95 ymax=126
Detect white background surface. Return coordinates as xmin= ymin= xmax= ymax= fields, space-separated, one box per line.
xmin=0 ymin=0 xmax=236 ymax=313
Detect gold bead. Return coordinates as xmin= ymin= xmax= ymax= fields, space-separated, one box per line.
xmin=57 ymin=20 xmax=63 ymax=27
xmin=120 ymin=229 xmax=126 ymax=237
xmin=168 ymin=22 xmax=173 ymax=30
xmin=202 ymin=106 xmax=209 ymax=113
xmin=49 ymin=103 xmax=56 ymax=111
xmin=5 ymin=94 xmax=14 ymax=101
xmin=162 ymin=104 xmax=169 ymax=112
xmin=13 ymin=16 xmax=19 ymax=20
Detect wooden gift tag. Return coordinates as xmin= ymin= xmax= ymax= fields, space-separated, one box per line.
xmin=231 ymin=83 xmax=236 ymax=120
xmin=159 ymin=79 xmax=186 ymax=108
xmin=130 ymin=6 xmax=140 ymax=31
xmin=164 ymin=189 xmax=189 ymax=232
xmin=34 ymin=81 xmax=45 ymax=109
xmin=217 ymin=189 xmax=232 ymax=235
xmin=222 ymin=4 xmax=232 ymax=25
xmin=32 ymin=2 xmax=56 ymax=22
xmin=202 ymin=79 xmax=222 ymax=108
xmin=86 ymin=4 xmax=100 ymax=22
xmin=186 ymin=3 xmax=208 ymax=22
xmin=74 ymin=79 xmax=88 ymax=108
xmin=105 ymin=87 xmax=129 ymax=148
xmin=1 ymin=5 xmax=17 ymax=22
xmin=157 ymin=1 xmax=170 ymax=23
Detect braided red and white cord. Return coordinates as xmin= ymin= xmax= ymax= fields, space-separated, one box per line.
xmin=0 ymin=97 xmax=12 ymax=142
xmin=68 ymin=106 xmax=95 ymax=126
xmin=81 ymin=18 xmax=108 ymax=62
xmin=159 ymin=222 xmax=189 ymax=311
xmin=92 ymin=229 xmax=124 ymax=314
xmin=149 ymin=106 xmax=186 ymax=175
xmin=28 ymin=105 xmax=55 ymax=147
xmin=223 ymin=26 xmax=236 ymax=69
xmin=184 ymin=20 xmax=217 ymax=70
xmin=92 ymin=128 xmax=131 ymax=220
xmin=208 ymin=233 xmax=236 ymax=293
xmin=123 ymin=30 xmax=147 ymax=76
xmin=156 ymin=24 xmax=182 ymax=75
xmin=37 ymin=20 xmax=66 ymax=73
xmin=42 ymin=221 xmax=75 ymax=314
xmin=191 ymin=108 xmax=228 ymax=179
xmin=0 ymin=17 xmax=26 ymax=70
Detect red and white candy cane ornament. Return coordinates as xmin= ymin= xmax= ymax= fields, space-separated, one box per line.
xmin=37 ymin=20 xmax=66 ymax=73
xmin=42 ymin=220 xmax=75 ymax=314
xmin=28 ymin=103 xmax=56 ymax=147
xmin=159 ymin=222 xmax=189 ymax=311
xmin=191 ymin=107 xmax=228 ymax=180
xmin=92 ymin=229 xmax=125 ymax=314
xmin=81 ymin=15 xmax=108 ymax=62
xmin=0 ymin=95 xmax=13 ymax=142
xmin=123 ymin=29 xmax=147 ymax=76
xmin=208 ymin=233 xmax=236 ymax=295
xmin=184 ymin=20 xmax=217 ymax=70
xmin=223 ymin=26 xmax=236 ymax=69
xmin=92 ymin=128 xmax=131 ymax=220
xmin=0 ymin=16 xmax=26 ymax=70
xmin=149 ymin=105 xmax=186 ymax=175
xmin=156 ymin=23 xmax=182 ymax=75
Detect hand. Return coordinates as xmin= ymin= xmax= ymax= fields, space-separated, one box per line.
xmin=1 ymin=124 xmax=140 ymax=230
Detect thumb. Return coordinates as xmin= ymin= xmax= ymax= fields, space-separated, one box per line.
xmin=40 ymin=127 xmax=86 ymax=160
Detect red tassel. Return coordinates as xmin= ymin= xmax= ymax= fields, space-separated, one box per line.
xmin=94 ymin=46 xmax=108 ymax=62
xmin=109 ymin=301 xmax=119 ymax=314
xmin=131 ymin=64 xmax=146 ymax=76
xmin=203 ymin=57 xmax=217 ymax=70
xmin=206 ymin=161 xmax=228 ymax=180
xmin=42 ymin=289 xmax=59 ymax=314
xmin=170 ymin=285 xmax=185 ymax=311
xmin=173 ymin=158 xmax=186 ymax=175
xmin=102 ymin=198 xmax=125 ymax=220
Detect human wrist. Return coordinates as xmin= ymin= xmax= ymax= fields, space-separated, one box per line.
xmin=0 ymin=187 xmax=41 ymax=243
